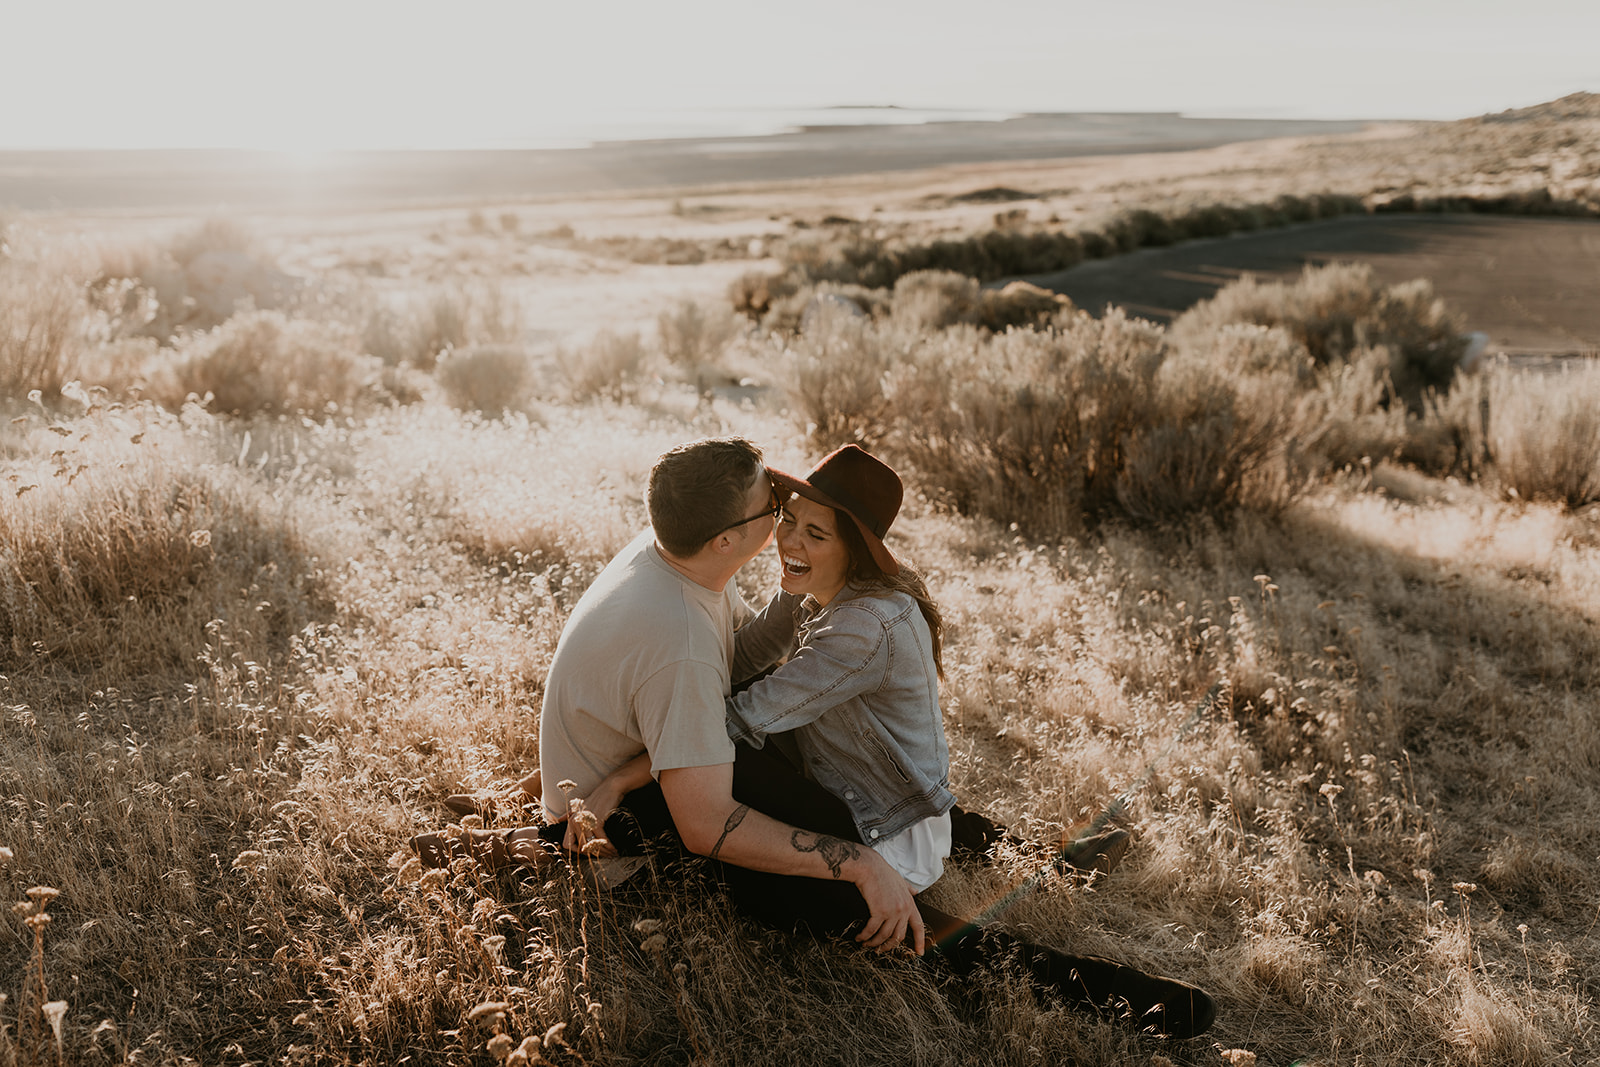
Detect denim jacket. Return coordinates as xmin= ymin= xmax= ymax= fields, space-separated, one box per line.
xmin=727 ymin=585 xmax=954 ymax=842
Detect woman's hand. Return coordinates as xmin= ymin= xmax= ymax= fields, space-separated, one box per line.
xmin=556 ymin=753 xmax=653 ymax=856
xmin=561 ymin=787 xmax=620 ymax=858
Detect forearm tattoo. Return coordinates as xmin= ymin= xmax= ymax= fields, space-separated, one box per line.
xmin=791 ymin=831 xmax=861 ymax=880
xmin=710 ymin=804 xmax=750 ymax=860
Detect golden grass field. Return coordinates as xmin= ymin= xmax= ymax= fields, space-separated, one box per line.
xmin=3 ymin=97 xmax=1600 ymax=1066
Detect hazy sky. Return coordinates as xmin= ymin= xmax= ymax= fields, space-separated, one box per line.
xmin=5 ymin=0 xmax=1597 ymax=150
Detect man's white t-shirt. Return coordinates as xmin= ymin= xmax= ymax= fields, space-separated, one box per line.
xmin=539 ymin=531 xmax=747 ymax=818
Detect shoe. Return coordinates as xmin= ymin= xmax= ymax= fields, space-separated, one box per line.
xmin=410 ymin=827 xmax=558 ymax=871
xmin=1058 ymin=827 xmax=1131 ymax=879
xmin=1040 ymin=952 xmax=1216 ymax=1039
xmin=1105 ymin=963 xmax=1216 ymax=1039
xmin=948 ymin=804 xmax=1010 ymax=860
xmin=443 ymin=794 xmax=499 ymax=819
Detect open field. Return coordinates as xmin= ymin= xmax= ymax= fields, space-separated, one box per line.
xmin=0 ymin=114 xmax=1370 ymax=212
xmin=4 ymin=99 xmax=1600 ymax=1066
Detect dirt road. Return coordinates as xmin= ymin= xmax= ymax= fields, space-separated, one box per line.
xmin=1024 ymin=213 xmax=1600 ymax=354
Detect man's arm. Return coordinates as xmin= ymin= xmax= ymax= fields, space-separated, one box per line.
xmin=658 ymin=763 xmax=924 ymax=954
xmin=730 ymin=589 xmax=804 ymax=684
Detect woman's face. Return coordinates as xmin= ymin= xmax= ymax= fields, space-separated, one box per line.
xmin=776 ymin=494 xmax=851 ymax=606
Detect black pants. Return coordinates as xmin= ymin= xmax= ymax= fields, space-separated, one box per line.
xmin=537 ymin=741 xmax=872 ymax=934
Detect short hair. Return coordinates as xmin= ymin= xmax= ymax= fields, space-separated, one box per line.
xmin=648 ymin=437 xmax=766 ymax=557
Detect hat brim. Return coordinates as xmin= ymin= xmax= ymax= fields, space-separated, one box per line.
xmin=767 ymin=465 xmax=901 ymax=576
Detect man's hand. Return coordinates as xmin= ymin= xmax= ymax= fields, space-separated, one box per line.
xmin=837 ymin=838 xmax=924 ymax=954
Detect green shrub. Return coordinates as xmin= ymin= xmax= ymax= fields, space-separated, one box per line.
xmin=157 ymin=310 xmax=379 ymax=416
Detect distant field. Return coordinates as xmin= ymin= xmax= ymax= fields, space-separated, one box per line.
xmin=1024 ymin=213 xmax=1600 ymax=355
xmin=0 ymin=113 xmax=1370 ymax=212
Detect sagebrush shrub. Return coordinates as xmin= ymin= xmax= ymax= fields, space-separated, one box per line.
xmin=436 ymin=345 xmax=532 ymax=416
xmin=1171 ymin=262 xmax=1465 ymax=406
xmin=785 ymin=309 xmax=1307 ymax=536
xmin=157 ymin=310 xmax=379 ymax=416
xmin=890 ymin=271 xmax=982 ymax=330
xmin=555 ymin=329 xmax=651 ymax=403
xmin=92 ymin=218 xmax=288 ymax=342
xmin=656 ymin=300 xmax=739 ymax=370
xmin=0 ymin=246 xmax=86 ymax=397
xmin=1485 ymin=361 xmax=1600 ymax=507
xmin=356 ymin=283 xmax=524 ymax=370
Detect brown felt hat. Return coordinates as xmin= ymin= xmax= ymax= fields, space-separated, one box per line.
xmin=767 ymin=445 xmax=903 ymax=576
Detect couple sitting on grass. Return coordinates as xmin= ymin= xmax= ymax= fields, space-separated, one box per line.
xmin=411 ymin=437 xmax=1216 ymax=1040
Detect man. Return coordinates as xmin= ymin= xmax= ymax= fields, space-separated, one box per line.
xmin=534 ymin=436 xmax=924 ymax=951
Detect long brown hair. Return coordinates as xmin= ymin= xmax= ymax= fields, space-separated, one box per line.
xmin=834 ymin=512 xmax=944 ymax=678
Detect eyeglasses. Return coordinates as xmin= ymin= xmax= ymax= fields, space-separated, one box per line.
xmin=709 ymin=479 xmax=782 ymax=539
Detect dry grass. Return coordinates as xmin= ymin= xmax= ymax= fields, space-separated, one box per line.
xmin=4 ymin=113 xmax=1600 ymax=1064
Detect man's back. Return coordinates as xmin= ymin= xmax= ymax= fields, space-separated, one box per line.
xmin=538 ymin=530 xmax=742 ymax=816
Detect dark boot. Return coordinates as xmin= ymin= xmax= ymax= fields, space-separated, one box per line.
xmin=919 ymin=903 xmax=1215 ymax=1039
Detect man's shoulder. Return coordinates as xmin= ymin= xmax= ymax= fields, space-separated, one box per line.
xmin=562 ymin=535 xmax=731 ymax=652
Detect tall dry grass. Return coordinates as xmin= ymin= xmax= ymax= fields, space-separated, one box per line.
xmin=3 ymin=197 xmax=1599 ymax=1066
